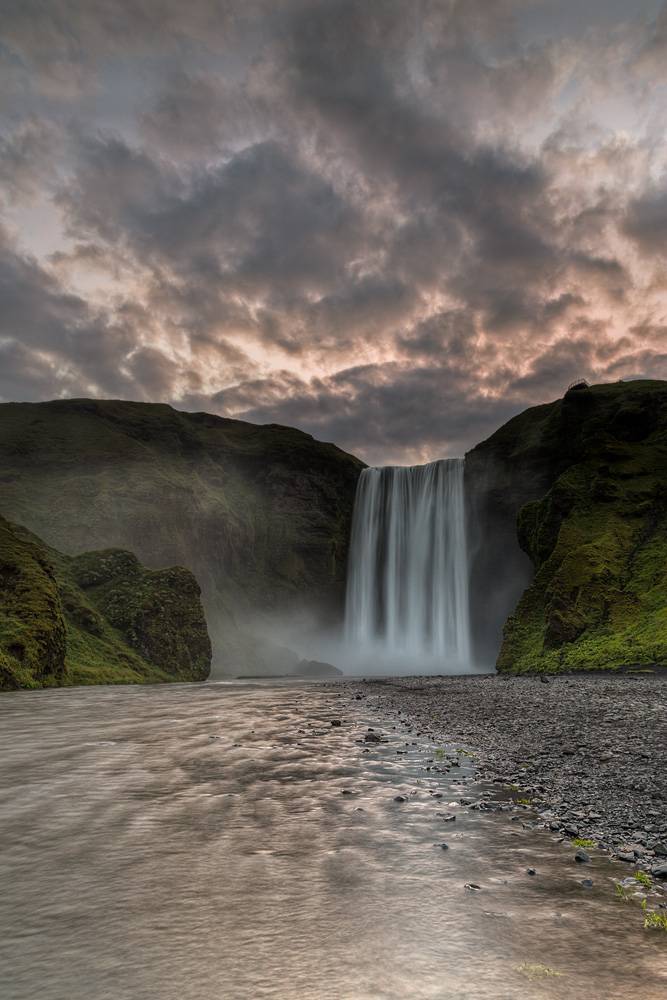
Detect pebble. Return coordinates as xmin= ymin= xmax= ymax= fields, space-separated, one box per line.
xmin=351 ymin=674 xmax=666 ymax=872
xmin=575 ymin=849 xmax=590 ymax=863
xmin=526 ymin=867 xmax=536 ymax=876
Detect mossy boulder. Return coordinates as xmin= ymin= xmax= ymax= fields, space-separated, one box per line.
xmin=467 ymin=380 xmax=667 ymax=673
xmin=0 ymin=516 xmax=211 ymax=690
xmin=0 ymin=399 xmax=364 ymax=670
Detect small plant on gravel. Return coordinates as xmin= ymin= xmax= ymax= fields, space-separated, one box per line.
xmin=516 ymin=962 xmax=563 ymax=980
xmin=615 ymin=883 xmax=631 ymax=903
xmin=634 ymin=871 xmax=652 ymax=888
xmin=573 ymin=838 xmax=596 ymax=849
xmin=505 ymin=784 xmax=520 ymax=792
xmin=643 ymin=910 xmax=667 ymax=931
xmin=434 ymin=748 xmax=445 ymax=760
xmin=517 ymin=798 xmax=532 ymax=806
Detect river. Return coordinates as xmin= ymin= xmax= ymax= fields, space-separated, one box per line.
xmin=0 ymin=681 xmax=664 ymax=999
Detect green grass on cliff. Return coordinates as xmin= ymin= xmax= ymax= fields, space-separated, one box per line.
xmin=0 ymin=518 xmax=67 ymax=688
xmin=0 ymin=517 xmax=211 ymax=690
xmin=496 ymin=380 xmax=667 ymax=673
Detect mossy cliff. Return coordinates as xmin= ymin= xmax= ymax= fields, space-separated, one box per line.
xmin=466 ymin=380 xmax=667 ymax=673
xmin=0 ymin=516 xmax=211 ymax=689
xmin=0 ymin=399 xmax=364 ymax=671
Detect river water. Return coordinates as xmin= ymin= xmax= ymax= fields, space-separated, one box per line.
xmin=0 ymin=681 xmax=665 ymax=1000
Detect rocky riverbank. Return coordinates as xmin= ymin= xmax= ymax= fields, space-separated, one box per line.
xmin=349 ymin=672 xmax=667 ymax=880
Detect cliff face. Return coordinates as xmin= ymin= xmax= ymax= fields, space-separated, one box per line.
xmin=0 ymin=517 xmax=211 ymax=689
xmin=0 ymin=399 xmax=364 ymax=671
xmin=466 ymin=380 xmax=667 ymax=672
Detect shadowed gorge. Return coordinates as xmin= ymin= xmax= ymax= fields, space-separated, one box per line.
xmin=0 ymin=398 xmax=364 ymax=674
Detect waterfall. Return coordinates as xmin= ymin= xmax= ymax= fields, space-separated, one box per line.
xmin=345 ymin=458 xmax=471 ymax=670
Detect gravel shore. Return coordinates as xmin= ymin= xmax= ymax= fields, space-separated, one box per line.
xmin=351 ymin=672 xmax=667 ymax=876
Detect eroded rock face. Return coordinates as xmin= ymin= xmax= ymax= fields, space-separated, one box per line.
xmin=0 ymin=399 xmax=364 ymax=670
xmin=466 ymin=380 xmax=667 ymax=672
xmin=0 ymin=517 xmax=211 ymax=689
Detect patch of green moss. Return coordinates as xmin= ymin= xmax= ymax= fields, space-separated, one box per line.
xmin=495 ymin=381 xmax=667 ymax=673
xmin=69 ymin=549 xmax=211 ymax=681
xmin=0 ymin=517 xmax=67 ymax=688
xmin=0 ymin=516 xmax=211 ymax=690
xmin=516 ymin=963 xmax=563 ymax=980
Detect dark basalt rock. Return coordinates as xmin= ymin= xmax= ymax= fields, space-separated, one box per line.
xmin=294 ymin=659 xmax=343 ymax=678
xmin=364 ymin=731 xmax=382 ymax=743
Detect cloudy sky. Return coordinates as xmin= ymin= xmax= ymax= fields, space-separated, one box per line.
xmin=1 ymin=0 xmax=666 ymax=463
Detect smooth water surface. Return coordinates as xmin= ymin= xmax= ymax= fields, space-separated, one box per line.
xmin=0 ymin=681 xmax=665 ymax=999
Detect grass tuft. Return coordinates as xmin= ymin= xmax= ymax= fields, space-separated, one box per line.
xmin=516 ymin=963 xmax=563 ymax=980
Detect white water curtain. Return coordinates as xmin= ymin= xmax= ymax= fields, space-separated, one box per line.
xmin=345 ymin=459 xmax=471 ymax=667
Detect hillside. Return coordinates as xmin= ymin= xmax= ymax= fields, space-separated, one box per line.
xmin=0 ymin=516 xmax=211 ymax=689
xmin=0 ymin=399 xmax=364 ymax=672
xmin=466 ymin=379 xmax=667 ymax=672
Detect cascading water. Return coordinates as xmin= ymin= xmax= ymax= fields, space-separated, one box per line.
xmin=345 ymin=458 xmax=472 ymax=671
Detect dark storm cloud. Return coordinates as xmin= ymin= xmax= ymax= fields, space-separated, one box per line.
xmin=0 ymin=119 xmax=61 ymax=204
xmin=623 ymin=182 xmax=667 ymax=257
xmin=213 ymin=361 xmax=524 ymax=465
xmin=59 ymin=135 xmax=369 ymax=325
xmin=0 ymin=0 xmax=666 ymax=462
xmin=0 ymin=225 xmax=177 ymax=401
xmin=636 ymin=1 xmax=667 ymax=77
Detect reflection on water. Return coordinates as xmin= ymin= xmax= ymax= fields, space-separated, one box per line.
xmin=0 ymin=681 xmax=665 ymax=1000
